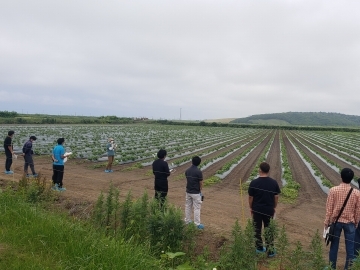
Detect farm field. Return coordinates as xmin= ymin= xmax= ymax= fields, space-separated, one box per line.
xmin=1 ymin=124 xmax=360 ymax=268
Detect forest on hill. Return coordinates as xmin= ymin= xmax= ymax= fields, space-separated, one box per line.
xmin=230 ymin=112 xmax=360 ymax=127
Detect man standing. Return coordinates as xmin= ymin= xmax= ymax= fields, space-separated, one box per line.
xmin=248 ymin=162 xmax=280 ymax=257
xmin=184 ymin=156 xmax=204 ymax=229
xmin=3 ymin=130 xmax=15 ymax=174
xmin=52 ymin=138 xmax=70 ymax=191
xmin=152 ymin=149 xmax=170 ymax=206
xmin=324 ymin=168 xmax=360 ymax=270
xmin=22 ymin=136 xmax=38 ymax=177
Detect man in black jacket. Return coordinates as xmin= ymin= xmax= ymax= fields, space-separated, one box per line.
xmin=152 ymin=149 xmax=170 ymax=206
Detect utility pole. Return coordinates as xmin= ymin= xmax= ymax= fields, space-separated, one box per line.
xmin=180 ymin=108 xmax=182 ymax=120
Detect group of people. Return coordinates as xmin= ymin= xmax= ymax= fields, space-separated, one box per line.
xmin=3 ymin=130 xmax=69 ymax=191
xmin=4 ymin=130 xmax=360 ymax=267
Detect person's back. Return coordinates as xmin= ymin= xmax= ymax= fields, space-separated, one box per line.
xmin=185 ymin=165 xmax=203 ymax=194
xmin=53 ymin=144 xmax=65 ymax=165
xmin=152 ymin=149 xmax=170 ymax=204
xmin=249 ymin=176 xmax=280 ymax=216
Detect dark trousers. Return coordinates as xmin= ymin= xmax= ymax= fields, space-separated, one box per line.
xmin=52 ymin=165 xmax=64 ymax=187
xmin=155 ymin=191 xmax=167 ymax=208
xmin=5 ymin=153 xmax=12 ymax=171
xmin=24 ymin=155 xmax=35 ymax=174
xmin=253 ymin=212 xmax=274 ymax=250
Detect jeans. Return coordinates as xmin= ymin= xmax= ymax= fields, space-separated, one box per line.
xmin=52 ymin=165 xmax=64 ymax=187
xmin=329 ymin=222 xmax=355 ymax=270
xmin=24 ymin=155 xmax=36 ymax=174
xmin=5 ymin=153 xmax=12 ymax=171
xmin=253 ymin=212 xmax=274 ymax=251
xmin=354 ymin=222 xmax=360 ymax=256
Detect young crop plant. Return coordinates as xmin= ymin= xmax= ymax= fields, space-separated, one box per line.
xmin=280 ymin=133 xmax=300 ymax=203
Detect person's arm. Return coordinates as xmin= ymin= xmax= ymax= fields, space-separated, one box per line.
xmin=324 ymin=190 xmax=334 ymax=227
xmin=199 ymin=180 xmax=203 ymax=191
xmin=7 ymin=145 xmax=13 ymax=154
xmin=248 ymin=196 xmax=253 ymax=209
xmin=274 ymin=194 xmax=279 ymax=210
xmin=165 ymin=162 xmax=170 ymax=176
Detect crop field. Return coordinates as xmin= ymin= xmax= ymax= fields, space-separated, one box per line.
xmin=1 ymin=124 xmax=360 ymax=267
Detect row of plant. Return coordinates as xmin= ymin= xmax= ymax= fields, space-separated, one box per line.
xmin=247 ymin=131 xmax=276 ymax=181
xmin=279 ymin=133 xmax=301 ymax=203
xmin=302 ymin=131 xmax=360 ymax=159
xmin=296 ymin=131 xmax=359 ymax=178
xmin=287 ymin=134 xmax=333 ymax=189
xmin=0 ymin=177 xmax=342 ymax=270
xmin=0 ymin=125 xmax=259 ymax=163
xmin=202 ymin=135 xmax=268 ymax=186
xmin=295 ymin=131 xmax=360 ymax=175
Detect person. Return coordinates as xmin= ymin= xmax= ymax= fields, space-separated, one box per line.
xmin=152 ymin=149 xmax=170 ymax=206
xmin=248 ymin=162 xmax=281 ymax=257
xmin=184 ymin=156 xmax=204 ymax=229
xmin=3 ymin=130 xmax=15 ymax=174
xmin=22 ymin=136 xmax=38 ymax=177
xmin=105 ymin=138 xmax=116 ymax=173
xmin=354 ymin=177 xmax=360 ymax=256
xmin=324 ymin=168 xmax=360 ymax=270
xmin=52 ymin=138 xmax=70 ymax=191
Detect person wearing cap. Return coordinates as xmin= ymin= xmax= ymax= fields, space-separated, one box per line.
xmin=324 ymin=168 xmax=360 ymax=270
xmin=152 ymin=149 xmax=171 ymax=207
xmin=105 ymin=138 xmax=116 ymax=173
xmin=22 ymin=135 xmax=38 ymax=177
xmin=3 ymin=130 xmax=15 ymax=174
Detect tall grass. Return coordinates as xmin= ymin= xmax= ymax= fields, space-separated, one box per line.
xmin=0 ymin=190 xmax=160 ymax=269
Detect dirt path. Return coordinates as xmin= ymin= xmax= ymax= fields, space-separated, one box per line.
xmin=266 ymin=130 xmax=282 ymax=187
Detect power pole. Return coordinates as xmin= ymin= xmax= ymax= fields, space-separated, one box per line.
xmin=180 ymin=108 xmax=182 ymax=120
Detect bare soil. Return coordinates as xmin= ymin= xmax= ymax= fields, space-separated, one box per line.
xmin=0 ymin=130 xmax=351 ymax=268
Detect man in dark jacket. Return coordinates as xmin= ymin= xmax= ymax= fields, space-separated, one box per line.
xmin=152 ymin=149 xmax=170 ymax=206
xmin=3 ymin=130 xmax=15 ymax=174
xmin=248 ymin=162 xmax=281 ymax=257
xmin=22 ymin=136 xmax=37 ymax=177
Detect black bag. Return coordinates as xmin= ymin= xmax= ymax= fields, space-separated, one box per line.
xmin=325 ymin=188 xmax=353 ymax=246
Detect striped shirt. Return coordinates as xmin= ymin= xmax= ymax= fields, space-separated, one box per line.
xmin=324 ymin=183 xmax=360 ymax=226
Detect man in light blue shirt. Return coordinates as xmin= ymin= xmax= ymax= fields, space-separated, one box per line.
xmin=52 ymin=138 xmax=70 ymax=191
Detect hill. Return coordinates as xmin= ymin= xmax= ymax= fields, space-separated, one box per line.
xmin=230 ymin=112 xmax=360 ymax=127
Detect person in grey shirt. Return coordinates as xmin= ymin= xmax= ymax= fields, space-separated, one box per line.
xmin=22 ymin=136 xmax=38 ymax=177
xmin=184 ymin=156 xmax=204 ymax=229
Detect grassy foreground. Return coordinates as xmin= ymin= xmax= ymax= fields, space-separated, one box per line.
xmin=0 ymin=189 xmax=159 ymax=269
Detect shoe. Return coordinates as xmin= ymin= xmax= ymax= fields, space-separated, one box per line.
xmin=32 ymin=173 xmax=38 ymax=177
xmin=197 ymin=224 xmax=205 ymax=230
xmin=58 ymin=187 xmax=66 ymax=191
xmin=51 ymin=184 xmax=59 ymax=191
xmin=5 ymin=170 xmax=14 ymax=174
xmin=256 ymin=247 xmax=266 ymax=254
xmin=104 ymin=170 xmax=110 ymax=173
xmin=109 ymin=170 xmax=113 ymax=173
xmin=26 ymin=174 xmax=31 ymax=178
xmin=268 ymin=250 xmax=277 ymax=258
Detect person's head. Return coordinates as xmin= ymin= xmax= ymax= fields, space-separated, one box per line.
xmin=259 ymin=162 xmax=270 ymax=174
xmin=57 ymin=138 xmax=65 ymax=145
xmin=157 ymin=149 xmax=167 ymax=159
xmin=30 ymin=136 xmax=37 ymax=141
xmin=192 ymin=156 xmax=201 ymax=166
xmin=8 ymin=130 xmax=15 ymax=137
xmin=341 ymin=168 xmax=354 ymax=183
xmin=108 ymin=138 xmax=114 ymax=143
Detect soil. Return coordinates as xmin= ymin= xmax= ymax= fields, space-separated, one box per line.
xmin=0 ymin=130 xmax=352 ymax=269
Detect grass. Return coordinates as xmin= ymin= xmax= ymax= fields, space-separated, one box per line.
xmin=0 ymin=190 xmax=159 ymax=269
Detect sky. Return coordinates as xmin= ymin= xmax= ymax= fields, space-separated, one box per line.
xmin=1 ymin=1 xmax=360 ymax=120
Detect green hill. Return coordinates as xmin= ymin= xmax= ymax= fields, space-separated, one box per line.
xmin=230 ymin=112 xmax=360 ymax=127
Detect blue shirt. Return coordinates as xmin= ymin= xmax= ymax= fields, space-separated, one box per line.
xmin=53 ymin=145 xmax=65 ymax=165
xmin=107 ymin=143 xmax=115 ymax=156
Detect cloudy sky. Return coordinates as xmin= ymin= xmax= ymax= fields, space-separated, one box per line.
xmin=1 ymin=1 xmax=360 ymax=120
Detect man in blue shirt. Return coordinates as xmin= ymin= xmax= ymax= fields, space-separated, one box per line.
xmin=52 ymin=138 xmax=70 ymax=191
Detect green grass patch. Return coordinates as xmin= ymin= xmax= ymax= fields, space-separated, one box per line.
xmin=121 ymin=162 xmax=143 ymax=171
xmin=203 ymin=176 xmax=221 ymax=186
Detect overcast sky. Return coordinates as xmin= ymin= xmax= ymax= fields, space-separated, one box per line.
xmin=1 ymin=1 xmax=360 ymax=120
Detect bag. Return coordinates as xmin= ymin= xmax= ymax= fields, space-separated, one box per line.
xmin=325 ymin=223 xmax=336 ymax=246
